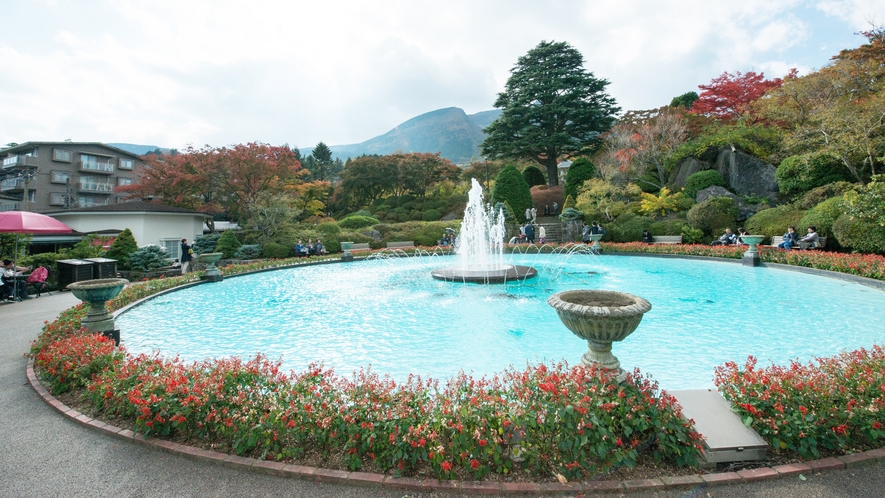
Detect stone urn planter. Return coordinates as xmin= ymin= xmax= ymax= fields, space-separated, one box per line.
xmin=197 ymin=252 xmax=223 ymax=282
xmin=586 ymin=233 xmax=604 ymax=253
xmin=548 ymin=290 xmax=651 ymax=382
xmin=67 ymin=278 xmax=129 ymax=345
xmin=341 ymin=241 xmax=354 ymax=262
xmin=739 ymin=234 xmax=766 ymax=267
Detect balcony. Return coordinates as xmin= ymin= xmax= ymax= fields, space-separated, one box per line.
xmin=79 ymin=161 xmax=114 ymax=174
xmin=2 ymin=155 xmax=39 ymax=170
xmin=78 ymin=181 xmax=114 ymax=193
xmin=0 ymin=202 xmax=20 ymax=211
xmin=0 ymin=178 xmax=25 ymax=192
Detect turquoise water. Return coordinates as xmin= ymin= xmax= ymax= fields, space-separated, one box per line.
xmin=116 ymin=254 xmax=885 ymax=389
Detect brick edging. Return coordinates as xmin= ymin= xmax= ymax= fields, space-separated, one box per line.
xmin=26 ymin=359 xmax=885 ymax=495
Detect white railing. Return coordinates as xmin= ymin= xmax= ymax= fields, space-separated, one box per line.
xmin=79 ymin=182 xmax=114 ymax=192
xmin=80 ymin=161 xmax=114 ymax=173
xmin=0 ymin=178 xmax=24 ymax=191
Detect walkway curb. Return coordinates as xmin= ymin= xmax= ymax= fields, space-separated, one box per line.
xmin=26 ymin=359 xmax=885 ymax=495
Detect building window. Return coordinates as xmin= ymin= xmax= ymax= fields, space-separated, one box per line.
xmin=80 ymin=154 xmax=114 ymax=172
xmin=119 ymin=159 xmax=134 ymax=170
xmin=53 ymin=149 xmax=72 ymax=162
xmin=50 ymin=193 xmax=67 ymax=205
xmin=160 ymin=239 xmax=180 ymax=259
xmin=51 ymin=171 xmax=71 ymax=184
xmin=79 ymin=196 xmax=109 ymax=207
xmin=118 ymin=177 xmax=132 ymax=186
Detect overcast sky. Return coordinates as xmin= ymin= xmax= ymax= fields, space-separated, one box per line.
xmin=2 ymin=0 xmax=883 ymax=151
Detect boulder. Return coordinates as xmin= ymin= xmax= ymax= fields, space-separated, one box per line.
xmin=715 ymin=149 xmax=778 ymax=200
xmin=696 ymin=186 xmax=758 ymax=221
xmin=669 ymin=157 xmax=711 ymax=188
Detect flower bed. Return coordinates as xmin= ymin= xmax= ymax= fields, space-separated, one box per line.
xmin=30 ymin=247 xmax=885 ymax=480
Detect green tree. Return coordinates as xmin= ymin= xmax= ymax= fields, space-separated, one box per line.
xmin=308 ymin=141 xmax=334 ymax=181
xmin=215 ymin=230 xmax=242 ymax=259
xmin=521 ymin=165 xmax=547 ymax=187
xmin=491 ymin=165 xmax=533 ymax=222
xmin=104 ymin=228 xmax=138 ymax=269
xmin=564 ymin=158 xmax=595 ymax=200
xmin=481 ymin=40 xmax=620 ymax=186
xmin=670 ymin=91 xmax=699 ymax=110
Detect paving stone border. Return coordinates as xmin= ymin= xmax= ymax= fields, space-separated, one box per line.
xmin=26 ymin=358 xmax=885 ymax=495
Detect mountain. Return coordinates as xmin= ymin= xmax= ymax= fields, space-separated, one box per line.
xmin=307 ymin=107 xmax=501 ymax=165
xmin=107 ymin=143 xmax=166 ymax=155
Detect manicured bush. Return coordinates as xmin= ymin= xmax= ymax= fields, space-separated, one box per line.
xmin=606 ymin=212 xmax=654 ymax=242
xmin=793 ymin=181 xmax=855 ymax=210
xmin=683 ymin=170 xmax=726 ymax=199
xmin=562 ymin=194 xmax=576 ymax=211
xmin=557 ymin=207 xmax=584 ymax=222
xmin=193 ymin=233 xmax=220 ymax=255
xmin=215 ymin=230 xmax=242 ymax=259
xmin=129 ymin=245 xmax=170 ymax=271
xmin=832 ymin=214 xmax=885 ymax=255
xmin=529 ymin=185 xmax=564 ymax=217
xmin=261 ymin=241 xmax=290 ymax=259
xmin=233 ymin=244 xmax=262 ymax=259
xmin=776 ymin=152 xmax=852 ymax=197
xmin=744 ymin=205 xmax=806 ymax=237
xmin=649 ymin=218 xmax=689 ymax=236
xmin=564 ymin=158 xmax=595 ymax=200
xmin=522 ymin=165 xmax=547 ymax=187
xmin=798 ymin=196 xmax=844 ymax=239
xmin=422 ymin=209 xmax=442 ymax=221
xmin=491 ymin=165 xmax=533 ymax=223
xmin=104 ymin=228 xmax=138 ymax=269
xmin=686 ymin=197 xmax=738 ymax=236
xmin=316 ymin=222 xmax=340 ymax=236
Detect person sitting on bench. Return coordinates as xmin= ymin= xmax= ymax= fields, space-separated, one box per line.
xmin=798 ymin=226 xmax=820 ymax=250
xmin=710 ymin=228 xmax=738 ymax=246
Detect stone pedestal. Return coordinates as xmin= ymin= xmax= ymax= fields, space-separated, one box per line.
xmin=587 ymin=233 xmax=603 ymax=254
xmin=341 ymin=242 xmax=354 ymax=262
xmin=548 ymin=290 xmax=651 ymax=382
xmin=67 ymin=278 xmax=129 ymax=346
xmin=198 ymin=252 xmax=224 ymax=282
xmin=739 ymin=235 xmax=765 ymax=267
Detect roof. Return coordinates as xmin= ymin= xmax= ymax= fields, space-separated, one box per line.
xmin=44 ymin=201 xmax=211 ymax=217
xmin=0 ymin=141 xmax=142 ymax=159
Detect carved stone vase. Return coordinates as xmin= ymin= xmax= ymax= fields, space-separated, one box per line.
xmin=548 ymin=290 xmax=651 ymax=382
xmin=198 ymin=252 xmax=223 ymax=282
xmin=67 ymin=278 xmax=129 ymax=345
xmin=739 ymin=234 xmax=766 ymax=267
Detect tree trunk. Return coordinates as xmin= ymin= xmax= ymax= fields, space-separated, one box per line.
xmin=543 ymin=158 xmax=559 ymax=186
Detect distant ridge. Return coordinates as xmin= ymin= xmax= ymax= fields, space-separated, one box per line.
xmin=304 ymin=107 xmax=501 ymax=164
xmin=107 ymin=143 xmax=167 ymax=155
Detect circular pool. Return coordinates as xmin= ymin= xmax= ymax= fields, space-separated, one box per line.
xmin=116 ymin=254 xmax=885 ymax=389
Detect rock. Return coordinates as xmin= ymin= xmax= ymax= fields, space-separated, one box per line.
xmin=669 ymin=157 xmax=711 ymax=188
xmin=715 ymin=149 xmax=778 ymax=200
xmin=696 ymin=186 xmax=758 ymax=221
xmin=361 ymin=229 xmax=382 ymax=241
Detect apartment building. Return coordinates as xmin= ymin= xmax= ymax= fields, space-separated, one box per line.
xmin=0 ymin=141 xmax=145 ymax=213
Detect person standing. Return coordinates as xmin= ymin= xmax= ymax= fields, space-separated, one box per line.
xmin=538 ymin=225 xmax=547 ymax=244
xmin=530 ymin=207 xmax=537 ymax=223
xmin=544 ymin=204 xmax=550 ymax=216
xmin=524 ymin=223 xmax=535 ymax=244
xmin=553 ymin=202 xmax=559 ymax=215
xmin=180 ymin=238 xmax=193 ymax=273
xmin=525 ymin=207 xmax=532 ymax=222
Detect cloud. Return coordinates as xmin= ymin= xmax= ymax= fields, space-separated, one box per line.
xmin=1 ymin=0 xmax=883 ymax=149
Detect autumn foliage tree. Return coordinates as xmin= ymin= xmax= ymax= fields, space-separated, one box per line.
xmin=691 ymin=71 xmax=786 ymax=121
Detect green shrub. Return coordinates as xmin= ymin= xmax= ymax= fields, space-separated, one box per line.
xmin=558 ymin=207 xmax=584 ymax=222
xmin=521 ymin=165 xmax=547 ymax=187
xmin=491 ymin=165 xmax=533 ymax=222
xmin=338 ymin=215 xmax=380 ymax=229
xmin=832 ymin=214 xmax=885 ymax=254
xmin=422 ymin=209 xmax=442 ymax=221
xmin=193 ymin=233 xmax=220 ymax=255
xmin=684 ymin=170 xmax=726 ymax=199
xmin=493 ymin=202 xmax=516 ymax=223
xmin=234 ymin=244 xmax=262 ymax=259
xmin=776 ymin=152 xmax=852 ymax=197
xmin=564 ymin=158 xmax=595 ymax=199
xmin=794 ymin=182 xmax=855 ymax=210
xmin=215 ymin=230 xmax=242 ymax=259
xmin=798 ymin=196 xmax=844 ymax=239
xmin=681 ymin=225 xmax=705 ymax=244
xmin=261 ymin=241 xmax=290 ymax=259
xmin=744 ymin=205 xmax=806 ymax=237
xmin=104 ymin=228 xmax=138 ymax=269
xmin=378 ymin=221 xmax=461 ymax=247
xmin=648 ymin=219 xmax=688 ymax=236
xmin=607 ymin=212 xmax=654 ymax=242
xmin=129 ymin=245 xmax=170 ymax=271
xmin=349 ymin=209 xmax=374 ymax=218
xmin=686 ymin=197 xmax=739 ymax=236
xmin=316 ymin=222 xmax=340 ymax=236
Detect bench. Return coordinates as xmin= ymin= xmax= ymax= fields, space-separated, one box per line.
xmin=386 ymin=241 xmax=415 ymax=249
xmin=770 ymin=235 xmax=827 ymax=249
xmin=652 ymin=235 xmax=683 ymax=245
xmin=350 ymin=243 xmax=371 ymax=251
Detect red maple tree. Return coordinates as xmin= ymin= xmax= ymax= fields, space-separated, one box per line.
xmin=691 ymin=71 xmax=786 ymax=121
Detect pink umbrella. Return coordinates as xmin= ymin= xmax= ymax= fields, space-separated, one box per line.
xmin=0 ymin=211 xmax=73 ymax=234
xmin=0 ymin=212 xmax=73 ymax=280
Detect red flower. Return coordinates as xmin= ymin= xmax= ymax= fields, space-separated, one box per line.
xmin=440 ymin=461 xmax=453 ymax=472
xmin=470 ymin=459 xmax=480 ymax=470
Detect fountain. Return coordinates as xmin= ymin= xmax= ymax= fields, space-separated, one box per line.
xmin=431 ymin=179 xmax=537 ymax=283
xmin=67 ymin=278 xmax=129 ymax=346
xmin=198 ymin=252 xmax=224 ymax=282
xmin=739 ymin=234 xmax=766 ymax=267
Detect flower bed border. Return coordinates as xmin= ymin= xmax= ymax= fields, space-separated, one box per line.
xmin=26 ymin=358 xmax=885 ymax=494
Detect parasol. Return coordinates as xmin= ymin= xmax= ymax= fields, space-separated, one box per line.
xmin=0 ymin=211 xmax=73 ymax=278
